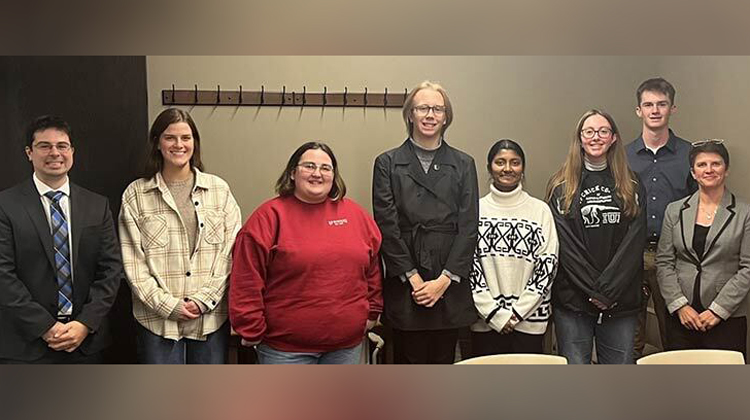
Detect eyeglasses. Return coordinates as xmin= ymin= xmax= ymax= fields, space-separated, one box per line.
xmin=580 ymin=127 xmax=613 ymax=139
xmin=33 ymin=142 xmax=73 ymax=153
xmin=412 ymin=105 xmax=446 ymax=117
xmin=297 ymin=162 xmax=334 ymax=175
xmin=691 ymin=138 xmax=725 ymax=147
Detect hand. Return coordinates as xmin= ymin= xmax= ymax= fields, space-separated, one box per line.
xmin=589 ymin=297 xmax=610 ymax=311
xmin=408 ymin=272 xmax=425 ymax=291
xmin=47 ymin=321 xmax=89 ymax=352
xmin=184 ymin=300 xmax=202 ymax=316
xmin=177 ymin=301 xmax=201 ymax=321
xmin=677 ymin=305 xmax=704 ymax=331
xmin=240 ymin=338 xmax=260 ymax=347
xmin=698 ymin=310 xmax=721 ymax=331
xmin=412 ymin=274 xmax=451 ymax=308
xmin=42 ymin=321 xmax=67 ymax=343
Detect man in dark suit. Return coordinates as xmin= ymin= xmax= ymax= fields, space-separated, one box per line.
xmin=0 ymin=115 xmax=122 ymax=363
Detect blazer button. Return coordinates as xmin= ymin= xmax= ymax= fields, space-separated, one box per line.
xmin=186 ymin=271 xmax=191 ymax=277
xmin=194 ymin=201 xmax=200 ymax=206
xmin=200 ymin=223 xmax=204 ymax=228
xmin=211 ymin=300 xmax=216 ymax=305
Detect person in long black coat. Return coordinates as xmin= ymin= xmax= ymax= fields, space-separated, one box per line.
xmin=372 ymin=81 xmax=479 ymax=364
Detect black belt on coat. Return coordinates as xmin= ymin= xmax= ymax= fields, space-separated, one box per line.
xmin=400 ymin=222 xmax=457 ymax=272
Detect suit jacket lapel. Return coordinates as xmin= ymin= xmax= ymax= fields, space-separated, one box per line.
xmin=704 ymin=190 xmax=736 ymax=258
xmin=21 ymin=179 xmax=56 ymax=269
xmin=679 ymin=193 xmax=700 ymax=264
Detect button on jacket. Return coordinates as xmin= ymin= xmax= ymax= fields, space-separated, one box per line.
xmin=372 ymin=139 xmax=479 ymax=330
xmin=119 ymin=169 xmax=242 ymax=340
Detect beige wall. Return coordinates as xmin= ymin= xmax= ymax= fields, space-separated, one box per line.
xmin=654 ymin=56 xmax=748 ymax=195
xmin=146 ymin=56 xmax=664 ymax=218
xmin=147 ymin=56 xmax=750 ymax=351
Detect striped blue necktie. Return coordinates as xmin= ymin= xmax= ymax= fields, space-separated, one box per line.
xmin=45 ymin=191 xmax=73 ymax=316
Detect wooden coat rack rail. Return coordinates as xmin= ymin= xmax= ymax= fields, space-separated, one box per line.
xmin=162 ymin=85 xmax=408 ymax=108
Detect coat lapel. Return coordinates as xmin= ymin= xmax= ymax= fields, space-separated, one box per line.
xmin=21 ymin=179 xmax=56 ymax=269
xmin=704 ymin=190 xmax=736 ymax=258
xmin=394 ymin=140 xmax=440 ymax=197
xmin=679 ymin=193 xmax=700 ymax=264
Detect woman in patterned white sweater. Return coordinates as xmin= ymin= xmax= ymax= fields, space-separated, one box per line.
xmin=469 ymin=139 xmax=559 ymax=355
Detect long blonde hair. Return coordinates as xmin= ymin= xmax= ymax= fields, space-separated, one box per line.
xmin=545 ymin=109 xmax=640 ymax=218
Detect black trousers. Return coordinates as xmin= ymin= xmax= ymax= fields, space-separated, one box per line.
xmin=665 ymin=312 xmax=747 ymax=359
xmin=393 ymin=328 xmax=459 ymax=364
xmin=471 ymin=330 xmax=544 ymax=357
xmin=0 ymin=349 xmax=104 ymax=364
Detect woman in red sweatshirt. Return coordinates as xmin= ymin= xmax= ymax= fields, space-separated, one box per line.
xmin=230 ymin=142 xmax=383 ymax=364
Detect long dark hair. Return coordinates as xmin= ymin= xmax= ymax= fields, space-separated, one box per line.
xmin=144 ymin=108 xmax=204 ymax=178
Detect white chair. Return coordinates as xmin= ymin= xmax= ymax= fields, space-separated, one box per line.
xmin=636 ymin=349 xmax=745 ymax=365
xmin=455 ymin=353 xmax=568 ymax=365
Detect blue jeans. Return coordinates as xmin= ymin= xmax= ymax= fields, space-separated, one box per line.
xmin=256 ymin=342 xmax=363 ymax=364
xmin=554 ymin=307 xmax=638 ymax=364
xmin=136 ymin=322 xmax=229 ymax=364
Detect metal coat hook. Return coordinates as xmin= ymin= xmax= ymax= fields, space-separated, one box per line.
xmin=171 ymin=84 xmax=175 ymax=103
xmin=238 ymin=85 xmax=243 ymax=104
xmin=302 ymin=86 xmax=306 ymax=106
xmin=384 ymin=87 xmax=388 ymax=107
xmin=364 ymin=87 xmax=368 ymax=106
xmin=323 ymin=86 xmax=327 ymax=106
xmin=260 ymin=85 xmax=265 ymax=105
xmin=343 ymin=87 xmax=348 ymax=107
xmin=194 ymin=84 xmax=199 ymax=103
xmin=404 ymin=88 xmax=408 ymax=102
xmin=281 ymin=85 xmax=286 ymax=105
xmin=216 ymin=85 xmax=221 ymax=104
xmin=292 ymin=89 xmax=296 ymax=105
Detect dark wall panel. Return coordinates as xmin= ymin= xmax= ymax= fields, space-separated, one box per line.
xmin=0 ymin=56 xmax=148 ymax=362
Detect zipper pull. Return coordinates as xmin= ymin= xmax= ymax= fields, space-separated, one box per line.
xmin=597 ymin=312 xmax=603 ymax=325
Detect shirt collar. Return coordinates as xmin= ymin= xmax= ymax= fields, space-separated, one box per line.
xmin=33 ymin=172 xmax=70 ymax=197
xmin=635 ymin=129 xmax=678 ymax=154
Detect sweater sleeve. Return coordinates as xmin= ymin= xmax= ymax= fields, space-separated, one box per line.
xmin=469 ymin=252 xmax=510 ymax=332
xmin=511 ymin=206 xmax=559 ymax=321
xmin=594 ymin=179 xmax=647 ymax=306
xmin=363 ymin=211 xmax=384 ymax=320
xmin=228 ymin=204 xmax=276 ymax=343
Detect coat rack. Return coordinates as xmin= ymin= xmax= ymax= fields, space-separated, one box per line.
xmin=161 ymin=85 xmax=408 ymax=108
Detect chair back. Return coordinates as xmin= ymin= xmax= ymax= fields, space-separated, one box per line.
xmin=636 ymin=349 xmax=745 ymax=365
xmin=456 ymin=353 xmax=568 ymax=365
